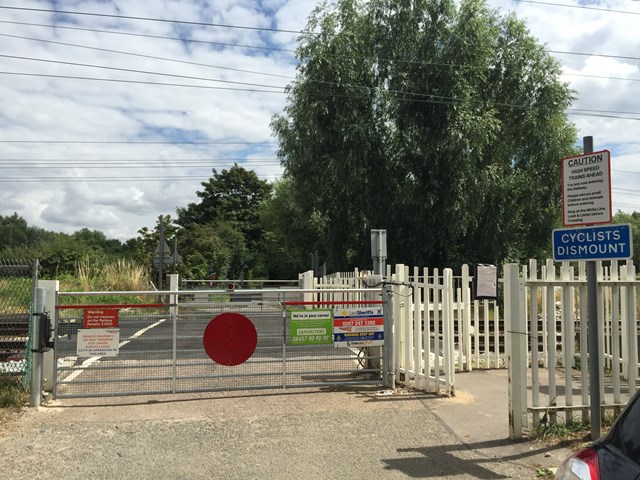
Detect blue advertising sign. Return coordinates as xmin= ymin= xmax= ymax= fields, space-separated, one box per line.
xmin=553 ymin=224 xmax=633 ymax=261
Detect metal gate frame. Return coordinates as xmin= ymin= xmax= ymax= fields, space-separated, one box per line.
xmin=50 ymin=283 xmax=384 ymax=398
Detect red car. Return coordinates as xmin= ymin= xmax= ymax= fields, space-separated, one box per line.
xmin=555 ymin=390 xmax=640 ymax=479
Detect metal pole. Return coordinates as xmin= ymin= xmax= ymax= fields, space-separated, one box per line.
xmin=30 ymin=287 xmax=46 ymax=407
xmin=158 ymin=215 xmax=164 ymax=291
xmin=584 ymin=136 xmax=602 ymax=440
xmin=173 ymin=236 xmax=178 ymax=274
xmin=383 ymin=285 xmax=395 ymax=389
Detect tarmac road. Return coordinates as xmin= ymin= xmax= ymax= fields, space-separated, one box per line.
xmin=0 ymin=386 xmax=541 ymax=480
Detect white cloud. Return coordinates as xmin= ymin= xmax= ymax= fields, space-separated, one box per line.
xmin=0 ymin=0 xmax=639 ymax=243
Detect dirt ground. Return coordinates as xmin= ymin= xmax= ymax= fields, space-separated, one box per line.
xmin=0 ymin=387 xmax=543 ymax=479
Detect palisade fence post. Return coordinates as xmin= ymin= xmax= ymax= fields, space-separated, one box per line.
xmin=383 ymin=283 xmax=395 ymax=389
xmin=506 ymin=263 xmax=526 ymax=439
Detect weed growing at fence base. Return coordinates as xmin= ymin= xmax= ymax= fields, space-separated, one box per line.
xmin=533 ymin=420 xmax=590 ymax=444
xmin=0 ymin=374 xmax=27 ymax=409
xmin=531 ymin=411 xmax=619 ymax=449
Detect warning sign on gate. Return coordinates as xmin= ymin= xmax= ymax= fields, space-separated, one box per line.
xmin=83 ymin=308 xmax=119 ymax=328
xmin=333 ymin=307 xmax=384 ymax=348
xmin=77 ymin=328 xmax=120 ymax=357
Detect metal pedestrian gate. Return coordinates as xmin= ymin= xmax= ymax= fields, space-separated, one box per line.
xmin=52 ymin=287 xmax=383 ymax=398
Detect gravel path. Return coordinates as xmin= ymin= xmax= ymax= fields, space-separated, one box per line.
xmin=0 ymin=387 xmax=539 ymax=479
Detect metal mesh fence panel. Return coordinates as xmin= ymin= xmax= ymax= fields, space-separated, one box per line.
xmin=0 ymin=259 xmax=36 ymax=382
xmin=55 ymin=300 xmax=174 ymax=398
xmin=54 ymin=289 xmax=383 ymax=398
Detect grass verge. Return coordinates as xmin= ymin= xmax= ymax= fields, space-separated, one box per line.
xmin=0 ymin=374 xmax=28 ymax=409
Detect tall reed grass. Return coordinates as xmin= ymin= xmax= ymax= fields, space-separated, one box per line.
xmin=73 ymin=257 xmax=151 ymax=291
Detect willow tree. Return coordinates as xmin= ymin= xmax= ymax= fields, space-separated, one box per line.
xmin=272 ymin=0 xmax=577 ymax=269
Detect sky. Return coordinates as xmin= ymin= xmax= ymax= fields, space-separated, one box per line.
xmin=0 ymin=0 xmax=639 ymax=242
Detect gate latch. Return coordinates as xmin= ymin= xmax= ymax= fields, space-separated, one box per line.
xmin=32 ymin=312 xmax=54 ymax=353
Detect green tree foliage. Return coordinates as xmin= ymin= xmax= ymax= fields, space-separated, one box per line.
xmin=260 ymin=178 xmax=326 ymax=278
xmin=177 ymin=223 xmax=250 ymax=279
xmin=176 ymin=164 xmax=272 ymax=278
xmin=71 ymin=228 xmax=125 ymax=256
xmin=0 ymin=213 xmax=55 ymax=253
xmin=612 ymin=210 xmax=640 ymax=263
xmin=0 ymin=214 xmax=126 ymax=277
xmin=125 ymin=215 xmax=179 ymax=267
xmin=272 ymin=0 xmax=578 ymax=269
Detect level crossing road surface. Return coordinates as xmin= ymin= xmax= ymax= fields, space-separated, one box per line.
xmin=1 ymin=386 xmax=547 ymax=479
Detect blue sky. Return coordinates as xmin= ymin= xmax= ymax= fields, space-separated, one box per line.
xmin=0 ymin=0 xmax=638 ymax=241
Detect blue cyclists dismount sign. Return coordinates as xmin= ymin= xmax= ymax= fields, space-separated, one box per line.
xmin=553 ymin=224 xmax=633 ymax=261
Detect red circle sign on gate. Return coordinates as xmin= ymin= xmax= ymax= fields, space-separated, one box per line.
xmin=203 ymin=312 xmax=258 ymax=366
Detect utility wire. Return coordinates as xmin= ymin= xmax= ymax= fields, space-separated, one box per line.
xmin=0 ymin=5 xmax=306 ymax=35
xmin=516 ymin=0 xmax=640 ymax=16
xmin=4 ymin=70 xmax=640 ymax=120
xmin=0 ymin=140 xmax=276 ymax=144
xmin=612 ymin=202 xmax=640 ymax=209
xmin=552 ymin=50 xmax=640 ymax=62
xmin=0 ymin=20 xmax=298 ymax=54
xmin=3 ymin=19 xmax=640 ymax=66
xmin=0 ymin=162 xmax=281 ymax=169
xmin=1 ymin=53 xmax=579 ymax=104
xmin=0 ymin=33 xmax=295 ymax=81
xmin=0 ymin=157 xmax=279 ymax=165
xmin=564 ymin=73 xmax=640 ymax=83
xmin=4 ymin=33 xmax=640 ymax=87
xmin=0 ymin=54 xmax=286 ymax=90
xmin=0 ymin=175 xmax=278 ymax=182
xmin=613 ymin=187 xmax=640 ymax=194
xmin=0 ymin=71 xmax=285 ymax=93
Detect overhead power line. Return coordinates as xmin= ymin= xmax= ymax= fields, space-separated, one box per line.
xmin=4 ymin=69 xmax=640 ymax=120
xmin=0 ymin=5 xmax=305 ymax=34
xmin=0 ymin=161 xmax=281 ymax=169
xmin=3 ymin=18 xmax=640 ymax=66
xmin=0 ymin=20 xmax=298 ymax=54
xmin=612 ymin=202 xmax=640 ymax=210
xmin=0 ymin=33 xmax=295 ymax=81
xmin=0 ymin=140 xmax=276 ymax=144
xmin=0 ymin=54 xmax=286 ymax=90
xmin=613 ymin=187 xmax=640 ymax=195
xmin=0 ymin=157 xmax=278 ymax=165
xmin=0 ymin=71 xmax=285 ymax=93
xmin=0 ymin=175 xmax=277 ymax=183
xmin=5 ymin=33 xmax=640 ymax=87
xmin=516 ymin=0 xmax=640 ymax=15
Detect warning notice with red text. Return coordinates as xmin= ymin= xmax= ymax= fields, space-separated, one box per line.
xmin=83 ymin=308 xmax=119 ymax=328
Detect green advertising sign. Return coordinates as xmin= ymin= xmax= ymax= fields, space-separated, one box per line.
xmin=289 ymin=309 xmax=333 ymax=345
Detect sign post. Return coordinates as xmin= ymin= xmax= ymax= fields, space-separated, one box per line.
xmin=583 ymin=138 xmax=600 ymax=441
xmin=557 ymin=137 xmax=631 ymax=439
